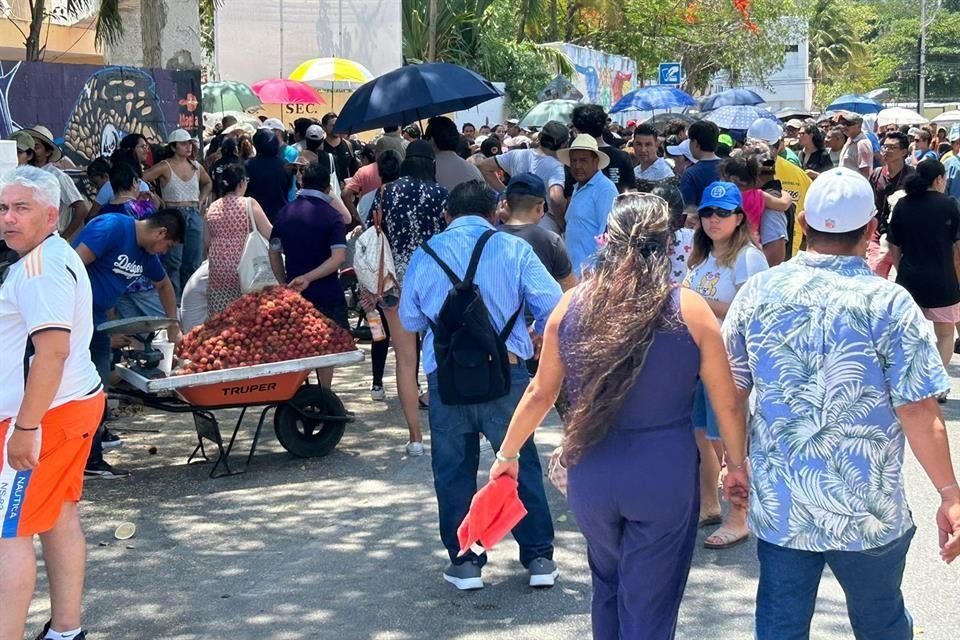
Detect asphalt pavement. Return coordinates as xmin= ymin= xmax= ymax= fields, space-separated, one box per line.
xmin=22 ymin=346 xmax=960 ymax=639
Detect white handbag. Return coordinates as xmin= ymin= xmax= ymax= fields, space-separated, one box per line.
xmin=237 ymin=198 xmax=278 ymax=293
xmin=353 ymin=187 xmax=398 ymax=296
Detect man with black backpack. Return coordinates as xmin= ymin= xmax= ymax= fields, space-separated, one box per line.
xmin=400 ymin=180 xmax=562 ymax=591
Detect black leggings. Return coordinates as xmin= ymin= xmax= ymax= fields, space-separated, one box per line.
xmin=371 ymin=306 xmax=390 ymax=388
xmin=371 ymin=307 xmax=422 ymax=389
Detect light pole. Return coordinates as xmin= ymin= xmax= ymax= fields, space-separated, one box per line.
xmin=918 ymin=0 xmax=944 ymax=116
xmin=919 ymin=0 xmax=926 ymax=114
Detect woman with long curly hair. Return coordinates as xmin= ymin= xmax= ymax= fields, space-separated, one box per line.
xmin=490 ymin=193 xmax=748 ymax=639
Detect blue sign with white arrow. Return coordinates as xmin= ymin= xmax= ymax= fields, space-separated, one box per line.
xmin=659 ymin=62 xmax=682 ymax=86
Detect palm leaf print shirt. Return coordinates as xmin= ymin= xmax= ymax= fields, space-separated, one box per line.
xmin=722 ymin=251 xmax=950 ymax=551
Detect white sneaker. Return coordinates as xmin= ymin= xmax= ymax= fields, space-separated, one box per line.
xmin=405 ymin=441 xmax=425 ymax=457
xmin=371 ymin=386 xmax=386 ymax=401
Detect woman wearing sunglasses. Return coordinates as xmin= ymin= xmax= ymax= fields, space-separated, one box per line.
xmin=683 ymin=181 xmax=769 ymax=550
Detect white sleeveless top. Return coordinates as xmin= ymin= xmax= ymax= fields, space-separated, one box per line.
xmin=160 ymin=160 xmax=200 ymax=203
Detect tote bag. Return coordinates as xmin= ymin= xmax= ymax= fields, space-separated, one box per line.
xmin=353 ymin=187 xmax=398 ymax=296
xmin=237 ymin=198 xmax=278 ymax=293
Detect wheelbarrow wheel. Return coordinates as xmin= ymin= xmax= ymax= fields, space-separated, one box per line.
xmin=273 ymin=385 xmax=347 ymax=458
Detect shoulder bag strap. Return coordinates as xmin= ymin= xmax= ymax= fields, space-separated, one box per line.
xmin=463 ymin=229 xmax=497 ymax=286
xmin=373 ymin=186 xmax=387 ymax=297
xmin=244 ymin=197 xmax=254 ymax=234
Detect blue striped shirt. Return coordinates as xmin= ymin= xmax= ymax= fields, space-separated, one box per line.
xmin=400 ymin=216 xmax=563 ymax=375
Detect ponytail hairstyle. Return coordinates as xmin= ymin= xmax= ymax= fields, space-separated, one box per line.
xmin=562 ymin=193 xmax=676 ymax=464
xmin=904 ymin=158 xmax=945 ymax=196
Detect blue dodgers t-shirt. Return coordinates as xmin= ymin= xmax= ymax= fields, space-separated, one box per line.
xmin=679 ymin=159 xmax=722 ymax=208
xmin=73 ymin=213 xmax=166 ymax=312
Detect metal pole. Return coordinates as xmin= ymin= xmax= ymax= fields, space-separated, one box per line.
xmin=279 ymin=0 xmax=285 ymax=77
xmin=919 ymin=0 xmax=926 ymax=115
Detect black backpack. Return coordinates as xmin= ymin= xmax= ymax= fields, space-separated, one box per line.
xmin=421 ymin=229 xmax=522 ymax=405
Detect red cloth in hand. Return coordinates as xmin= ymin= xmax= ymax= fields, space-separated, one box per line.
xmin=457 ymin=476 xmax=528 ymax=557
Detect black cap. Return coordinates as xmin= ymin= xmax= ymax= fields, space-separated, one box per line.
xmin=505 ymin=172 xmax=546 ymax=199
xmin=405 ymin=140 xmax=435 ymax=160
xmin=539 ymin=120 xmax=570 ymax=151
xmin=480 ymin=135 xmax=501 ymax=157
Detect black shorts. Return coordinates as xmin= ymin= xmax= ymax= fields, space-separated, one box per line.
xmin=315 ymin=303 xmax=350 ymax=330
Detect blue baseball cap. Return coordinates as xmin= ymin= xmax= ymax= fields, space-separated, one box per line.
xmin=505 ymin=172 xmax=546 ymax=199
xmin=698 ymin=181 xmax=742 ymax=212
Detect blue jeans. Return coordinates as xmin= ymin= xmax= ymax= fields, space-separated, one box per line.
xmin=691 ymin=380 xmax=720 ymax=440
xmin=115 ymin=288 xmax=165 ymax=319
xmin=756 ymin=527 xmax=915 ymax=640
xmin=163 ymin=206 xmax=203 ymax=301
xmin=87 ymin=312 xmax=112 ymax=466
xmin=427 ymin=362 xmax=554 ymax=568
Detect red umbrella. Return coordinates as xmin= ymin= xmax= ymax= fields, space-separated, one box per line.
xmin=251 ymin=78 xmax=326 ymax=105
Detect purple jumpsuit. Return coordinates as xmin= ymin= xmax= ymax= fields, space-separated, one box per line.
xmin=562 ymin=291 xmax=701 ymax=639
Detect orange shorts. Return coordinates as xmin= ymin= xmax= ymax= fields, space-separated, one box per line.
xmin=0 ymin=391 xmax=103 ymax=538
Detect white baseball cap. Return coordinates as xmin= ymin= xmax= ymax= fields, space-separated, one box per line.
xmin=263 ymin=118 xmax=286 ymax=132
xmin=666 ymin=138 xmax=696 ymax=163
xmin=168 ymin=129 xmax=193 ymax=144
xmin=746 ymin=118 xmax=783 ymax=144
xmin=803 ymin=167 xmax=876 ymax=233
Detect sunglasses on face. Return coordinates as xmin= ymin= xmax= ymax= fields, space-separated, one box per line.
xmin=698 ymin=207 xmax=738 ymax=218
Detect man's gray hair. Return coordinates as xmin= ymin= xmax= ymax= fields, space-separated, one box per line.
xmin=0 ymin=165 xmax=61 ymax=211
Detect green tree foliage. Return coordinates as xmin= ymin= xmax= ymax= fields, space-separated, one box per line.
xmin=808 ymin=0 xmax=960 ymax=106
xmin=17 ymin=0 xmax=122 ymax=60
xmin=402 ymin=0 xmax=573 ymax=114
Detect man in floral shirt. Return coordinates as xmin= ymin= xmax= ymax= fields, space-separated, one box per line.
xmin=722 ymin=167 xmax=960 ymax=639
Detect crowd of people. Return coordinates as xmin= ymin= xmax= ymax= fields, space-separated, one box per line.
xmin=1 ymin=98 xmax=960 ymax=640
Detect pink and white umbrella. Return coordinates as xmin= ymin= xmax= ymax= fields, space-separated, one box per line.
xmin=251 ymin=78 xmax=326 ymax=105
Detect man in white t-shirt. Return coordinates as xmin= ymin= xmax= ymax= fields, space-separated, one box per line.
xmin=632 ymin=123 xmax=675 ymax=182
xmin=23 ymin=125 xmax=88 ymax=239
xmin=0 ymin=166 xmax=104 ymax=640
xmin=479 ymin=120 xmax=570 ymax=232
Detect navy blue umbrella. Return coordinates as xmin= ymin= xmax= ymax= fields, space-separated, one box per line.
xmin=826 ymin=94 xmax=882 ymax=115
xmin=332 ymin=63 xmax=503 ymax=134
xmin=609 ymin=86 xmax=697 ymax=113
xmin=699 ymin=88 xmax=765 ymax=112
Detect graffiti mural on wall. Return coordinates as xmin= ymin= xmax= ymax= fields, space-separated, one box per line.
xmin=0 ymin=60 xmax=200 ymax=167
xmin=547 ymin=44 xmax=637 ymax=112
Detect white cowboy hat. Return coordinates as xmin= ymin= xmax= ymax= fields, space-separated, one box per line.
xmin=556 ymin=134 xmax=610 ymax=170
xmin=23 ymin=125 xmax=62 ymax=163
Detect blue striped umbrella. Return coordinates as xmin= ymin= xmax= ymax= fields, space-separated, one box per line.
xmin=609 ymin=86 xmax=697 ymax=113
xmin=703 ymin=105 xmax=778 ymax=130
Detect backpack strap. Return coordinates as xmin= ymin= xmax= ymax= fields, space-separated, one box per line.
xmin=421 ymin=241 xmax=460 ymax=285
xmin=499 ymin=304 xmax=523 ymax=342
xmin=463 ymin=229 xmax=497 ymax=286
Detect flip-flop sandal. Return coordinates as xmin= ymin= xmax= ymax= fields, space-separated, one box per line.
xmin=704 ymin=527 xmax=750 ymax=550
xmin=698 ymin=514 xmax=722 ymax=529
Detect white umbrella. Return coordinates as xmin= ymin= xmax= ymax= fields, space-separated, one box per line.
xmin=876 ymin=107 xmax=928 ymax=127
xmin=932 ymin=110 xmax=960 ymax=125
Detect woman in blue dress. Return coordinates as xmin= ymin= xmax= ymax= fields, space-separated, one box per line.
xmin=490 ymin=193 xmax=749 ymax=639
